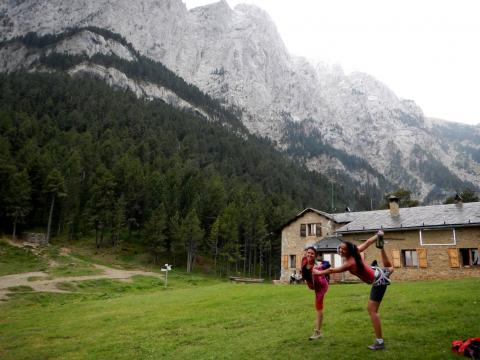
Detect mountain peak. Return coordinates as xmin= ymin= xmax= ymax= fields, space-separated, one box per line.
xmin=189 ymin=0 xmax=232 ymax=16
xmin=188 ymin=0 xmax=234 ymax=31
xmin=1 ymin=0 xmax=478 ymax=202
xmin=234 ymin=3 xmax=272 ymax=20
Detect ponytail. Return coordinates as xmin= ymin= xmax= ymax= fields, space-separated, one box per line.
xmin=343 ymin=241 xmax=364 ymax=271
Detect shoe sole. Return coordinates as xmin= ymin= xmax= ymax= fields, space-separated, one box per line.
xmin=376 ymin=237 xmax=384 ymax=249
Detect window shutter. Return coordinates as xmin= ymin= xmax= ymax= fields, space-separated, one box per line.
xmin=300 ymin=224 xmax=306 ymax=237
xmin=296 ymin=255 xmax=301 ymax=269
xmin=282 ymin=255 xmax=288 ymax=269
xmin=417 ymin=248 xmax=427 ymax=268
xmin=392 ymin=249 xmax=401 ymax=268
xmin=448 ymin=248 xmax=460 ymax=268
xmin=316 ymin=224 xmax=322 ymax=237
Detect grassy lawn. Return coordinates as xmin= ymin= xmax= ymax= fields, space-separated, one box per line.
xmin=0 ymin=239 xmax=103 ymax=278
xmin=44 ymin=247 xmax=104 ymax=278
xmin=0 ymin=240 xmax=47 ymax=276
xmin=1 ymin=276 xmax=478 ymax=360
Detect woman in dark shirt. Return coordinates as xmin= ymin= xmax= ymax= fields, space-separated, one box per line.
xmin=301 ymin=246 xmax=329 ymax=340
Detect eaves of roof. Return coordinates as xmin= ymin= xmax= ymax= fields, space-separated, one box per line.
xmin=280 ymin=207 xmax=336 ymax=231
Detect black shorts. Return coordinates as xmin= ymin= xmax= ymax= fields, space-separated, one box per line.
xmin=369 ymin=284 xmax=388 ymax=302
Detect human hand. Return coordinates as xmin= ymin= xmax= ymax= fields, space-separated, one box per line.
xmin=376 ymin=230 xmax=384 ymax=249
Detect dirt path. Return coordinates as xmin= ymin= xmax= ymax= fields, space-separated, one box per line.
xmin=0 ymin=264 xmax=165 ymax=301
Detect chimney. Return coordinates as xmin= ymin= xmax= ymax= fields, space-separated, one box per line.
xmin=388 ymin=195 xmax=400 ymax=217
xmin=454 ymin=193 xmax=463 ymax=205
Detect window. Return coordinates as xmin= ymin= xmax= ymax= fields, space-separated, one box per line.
xmin=459 ymin=248 xmax=480 ymax=266
xmin=289 ymin=255 xmax=296 ymax=268
xmin=300 ymin=223 xmax=322 ymax=237
xmin=402 ymin=250 xmax=418 ymax=267
xmin=300 ymin=224 xmax=306 ymax=237
xmin=322 ymin=253 xmax=342 ymax=267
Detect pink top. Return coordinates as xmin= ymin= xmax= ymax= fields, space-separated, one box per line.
xmin=312 ymin=263 xmax=329 ymax=295
xmin=303 ymin=262 xmax=329 ymax=295
xmin=344 ymin=257 xmax=375 ymax=284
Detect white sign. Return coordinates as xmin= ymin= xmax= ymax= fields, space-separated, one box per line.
xmin=161 ymin=264 xmax=172 ymax=287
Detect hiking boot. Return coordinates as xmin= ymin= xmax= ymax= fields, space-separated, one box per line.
xmin=368 ymin=340 xmax=385 ymax=350
xmin=309 ymin=329 xmax=322 ymax=340
xmin=376 ymin=230 xmax=384 ymax=249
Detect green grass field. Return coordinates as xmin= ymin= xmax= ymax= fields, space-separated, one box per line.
xmin=1 ymin=240 xmax=479 ymax=359
xmin=0 ymin=241 xmax=47 ymax=276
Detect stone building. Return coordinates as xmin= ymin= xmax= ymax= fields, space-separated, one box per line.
xmin=280 ymin=198 xmax=480 ymax=283
xmin=280 ymin=208 xmax=343 ymax=283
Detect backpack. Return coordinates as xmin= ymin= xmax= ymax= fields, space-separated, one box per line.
xmin=465 ymin=341 xmax=480 ymax=359
xmin=452 ymin=338 xmax=480 ymax=359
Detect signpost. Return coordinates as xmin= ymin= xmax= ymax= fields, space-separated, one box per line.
xmin=161 ymin=264 xmax=172 ymax=288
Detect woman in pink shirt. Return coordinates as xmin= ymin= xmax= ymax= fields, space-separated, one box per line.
xmin=314 ymin=230 xmax=393 ymax=350
xmin=301 ymin=246 xmax=329 ymax=340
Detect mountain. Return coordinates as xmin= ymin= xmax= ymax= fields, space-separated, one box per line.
xmin=1 ymin=0 xmax=479 ymax=203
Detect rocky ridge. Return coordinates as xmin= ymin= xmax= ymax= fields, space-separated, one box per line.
xmin=1 ymin=0 xmax=479 ymax=202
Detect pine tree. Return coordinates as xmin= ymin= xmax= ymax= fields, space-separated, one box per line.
xmin=111 ymin=195 xmax=126 ymax=247
xmin=44 ymin=169 xmax=66 ymax=243
xmin=87 ymin=167 xmax=116 ymax=248
xmin=144 ymin=204 xmax=167 ymax=264
xmin=5 ymin=169 xmax=32 ymax=239
xmin=444 ymin=188 xmax=479 ymax=204
xmin=207 ymin=217 xmax=221 ymax=273
xmin=181 ymin=208 xmax=204 ymax=273
xmin=217 ymin=204 xmax=240 ymax=276
xmin=168 ymin=211 xmax=182 ymax=265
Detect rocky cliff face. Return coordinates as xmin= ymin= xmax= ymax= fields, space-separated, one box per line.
xmin=1 ymin=0 xmax=478 ymax=202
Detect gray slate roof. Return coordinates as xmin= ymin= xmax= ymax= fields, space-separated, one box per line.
xmin=314 ymin=235 xmax=343 ymax=251
xmin=279 ymin=208 xmax=335 ymax=231
xmin=333 ymin=202 xmax=480 ymax=233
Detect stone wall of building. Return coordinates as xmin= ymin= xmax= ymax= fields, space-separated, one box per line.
xmin=342 ymin=227 xmax=480 ymax=282
xmin=280 ymin=212 xmax=334 ymax=282
xmin=281 ymin=209 xmax=480 ymax=283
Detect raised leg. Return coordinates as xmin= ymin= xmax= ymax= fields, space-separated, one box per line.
xmin=380 ymin=248 xmax=394 ymax=274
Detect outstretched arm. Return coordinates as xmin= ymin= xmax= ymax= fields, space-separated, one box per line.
xmin=313 ymin=262 xmax=350 ymax=276
xmin=357 ymin=230 xmax=383 ymax=253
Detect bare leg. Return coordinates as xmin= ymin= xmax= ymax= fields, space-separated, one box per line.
xmin=358 ymin=232 xmax=380 ymax=253
xmin=363 ymin=234 xmax=377 ymax=249
xmin=380 ymin=248 xmax=394 ymax=274
xmin=309 ymin=307 xmax=323 ymax=340
xmin=367 ymin=300 xmax=382 ymax=338
xmin=315 ymin=309 xmax=323 ymax=332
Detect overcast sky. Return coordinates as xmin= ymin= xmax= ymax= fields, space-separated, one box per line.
xmin=184 ymin=0 xmax=479 ymax=125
